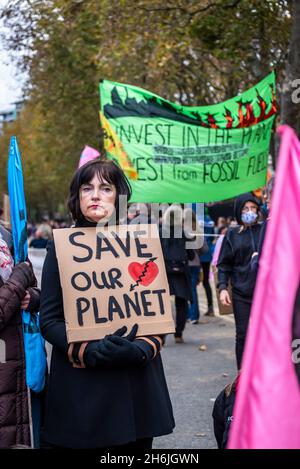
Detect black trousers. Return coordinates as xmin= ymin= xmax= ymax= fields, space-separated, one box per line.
xmin=200 ymin=261 xmax=213 ymax=307
xmin=174 ymin=297 xmax=188 ymax=338
xmin=232 ymin=298 xmax=251 ymax=370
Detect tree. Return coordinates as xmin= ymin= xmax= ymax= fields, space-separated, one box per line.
xmin=280 ymin=0 xmax=300 ymax=135
xmin=0 ymin=0 xmax=293 ymax=214
xmin=0 ymin=102 xmax=70 ymax=218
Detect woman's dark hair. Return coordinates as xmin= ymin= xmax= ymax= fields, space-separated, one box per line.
xmin=68 ymin=159 xmax=132 ymax=222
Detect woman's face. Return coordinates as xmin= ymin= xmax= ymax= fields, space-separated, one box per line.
xmin=79 ymin=173 xmax=117 ymax=223
xmin=242 ymin=201 xmax=258 ymax=214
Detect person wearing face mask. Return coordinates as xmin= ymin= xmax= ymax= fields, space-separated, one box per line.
xmin=217 ymin=193 xmax=262 ymax=370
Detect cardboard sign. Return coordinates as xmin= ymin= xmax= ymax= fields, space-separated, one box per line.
xmin=53 ymin=224 xmax=175 ymax=343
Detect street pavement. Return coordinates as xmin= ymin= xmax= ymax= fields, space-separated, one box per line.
xmin=153 ymin=284 xmax=237 ymax=450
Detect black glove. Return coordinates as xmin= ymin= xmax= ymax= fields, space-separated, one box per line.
xmin=97 ymin=324 xmax=146 ymax=366
xmin=84 ymin=325 xmax=128 ymax=368
xmin=84 ymin=324 xmax=145 ymax=368
xmin=10 ymin=262 xmax=36 ymax=290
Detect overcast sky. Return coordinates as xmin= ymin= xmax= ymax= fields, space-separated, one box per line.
xmin=0 ymin=0 xmax=24 ymax=108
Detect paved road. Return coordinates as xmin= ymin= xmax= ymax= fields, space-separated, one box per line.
xmin=153 ymin=286 xmax=237 ymax=450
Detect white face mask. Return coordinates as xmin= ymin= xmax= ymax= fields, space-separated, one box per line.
xmin=241 ymin=211 xmax=258 ymax=225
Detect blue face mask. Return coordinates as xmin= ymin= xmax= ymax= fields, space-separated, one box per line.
xmin=241 ymin=211 xmax=258 ymax=225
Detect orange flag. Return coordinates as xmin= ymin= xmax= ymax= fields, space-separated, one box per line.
xmin=99 ymin=111 xmax=138 ymax=180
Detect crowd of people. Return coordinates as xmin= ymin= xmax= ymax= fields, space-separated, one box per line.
xmin=0 ymin=158 xmax=274 ymax=449
xmin=26 ymin=218 xmax=68 ymax=249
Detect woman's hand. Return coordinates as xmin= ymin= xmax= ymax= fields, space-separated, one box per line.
xmin=21 ymin=290 xmax=31 ymax=310
xmin=10 ymin=262 xmax=36 ymax=289
xmin=220 ymin=289 xmax=231 ymax=306
xmin=98 ymin=324 xmax=145 ymax=366
xmin=83 ymin=324 xmax=143 ymax=368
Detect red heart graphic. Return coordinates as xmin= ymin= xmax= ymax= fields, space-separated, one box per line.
xmin=128 ymin=260 xmax=159 ymax=287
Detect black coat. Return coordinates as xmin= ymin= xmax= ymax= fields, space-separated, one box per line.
xmin=217 ymin=193 xmax=262 ymax=303
xmin=40 ymin=238 xmax=175 ymax=449
xmin=160 ymin=227 xmax=193 ymax=302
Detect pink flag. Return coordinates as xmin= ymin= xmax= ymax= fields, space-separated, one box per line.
xmin=78 ymin=145 xmax=100 ymax=168
xmin=228 ymin=125 xmax=300 ymax=449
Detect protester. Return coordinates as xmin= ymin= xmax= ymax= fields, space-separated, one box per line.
xmin=217 ymin=192 xmax=262 ymax=369
xmin=200 ymin=208 xmax=215 ymax=316
xmin=217 ymin=217 xmax=227 ymax=229
xmin=127 ymin=202 xmax=155 ymax=225
xmin=40 ymin=159 xmax=175 ymax=449
xmin=187 ymin=210 xmax=208 ymax=324
xmin=0 ymin=225 xmax=40 ymax=448
xmin=29 ymin=223 xmax=52 ymax=249
xmin=211 ymin=225 xmax=228 ymax=279
xmin=160 ymin=205 xmax=193 ymax=343
xmin=187 ymin=248 xmax=201 ymax=325
xmin=227 ymin=217 xmax=238 ymax=227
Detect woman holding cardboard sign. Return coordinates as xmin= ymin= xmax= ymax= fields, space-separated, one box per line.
xmin=40 ymin=159 xmax=174 ymax=449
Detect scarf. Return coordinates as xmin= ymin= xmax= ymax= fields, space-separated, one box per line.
xmin=0 ymin=238 xmax=14 ymax=282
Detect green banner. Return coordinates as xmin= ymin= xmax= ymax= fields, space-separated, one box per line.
xmin=99 ymin=72 xmax=276 ymax=203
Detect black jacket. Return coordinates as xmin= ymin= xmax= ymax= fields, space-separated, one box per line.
xmin=160 ymin=225 xmax=193 ymax=302
xmin=40 ymin=227 xmax=175 ymax=449
xmin=217 ymin=193 xmax=262 ymax=302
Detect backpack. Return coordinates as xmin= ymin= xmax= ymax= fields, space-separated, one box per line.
xmin=212 ymin=377 xmax=238 ymax=449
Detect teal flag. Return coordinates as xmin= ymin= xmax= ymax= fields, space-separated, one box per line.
xmin=100 ymin=72 xmax=276 ymax=202
xmin=8 ymin=137 xmax=46 ymax=394
xmin=7 ymin=137 xmax=28 ymax=263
